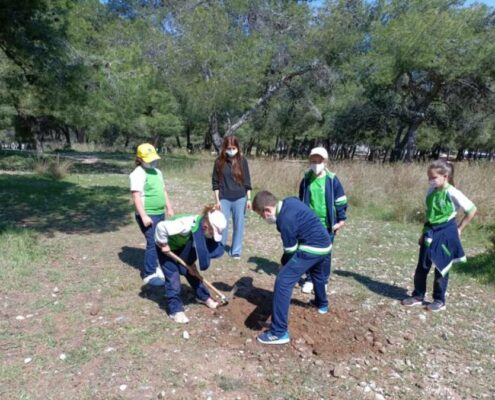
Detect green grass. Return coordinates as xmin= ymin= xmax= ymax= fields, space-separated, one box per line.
xmin=0 ymin=227 xmax=50 ymax=291
xmin=453 ymin=251 xmax=495 ymax=285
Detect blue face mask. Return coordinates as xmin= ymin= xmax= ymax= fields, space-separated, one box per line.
xmin=142 ymin=160 xmax=158 ymax=169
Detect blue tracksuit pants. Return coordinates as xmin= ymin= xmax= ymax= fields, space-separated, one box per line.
xmin=304 ymin=233 xmax=333 ymax=284
xmin=412 ymin=244 xmax=450 ymax=304
xmin=271 ymin=251 xmax=329 ymax=336
xmin=157 ymin=245 xmax=210 ymax=314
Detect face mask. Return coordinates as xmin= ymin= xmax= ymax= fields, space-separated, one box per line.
xmin=142 ymin=160 xmax=158 ymax=169
xmin=226 ymin=149 xmax=238 ymax=157
xmin=265 ymin=215 xmax=276 ymax=224
xmin=310 ymin=163 xmax=325 ymax=175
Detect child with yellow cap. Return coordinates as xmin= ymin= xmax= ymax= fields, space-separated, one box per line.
xmin=129 ymin=143 xmax=174 ymax=286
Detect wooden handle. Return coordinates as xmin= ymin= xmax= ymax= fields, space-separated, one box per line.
xmin=167 ymin=251 xmax=226 ymax=301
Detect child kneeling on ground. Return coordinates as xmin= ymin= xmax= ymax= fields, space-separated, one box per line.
xmin=252 ymin=191 xmax=332 ymax=345
xmin=155 ymin=206 xmax=227 ymax=323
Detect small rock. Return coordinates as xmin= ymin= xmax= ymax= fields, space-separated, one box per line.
xmin=331 ymin=364 xmax=346 ymax=378
xmin=53 ymin=287 xmax=59 ymax=293
xmin=441 ymin=332 xmax=448 ymax=341
xmin=15 ymin=315 xmax=25 ymax=320
xmin=119 ymin=384 xmax=127 ymax=391
xmin=24 ymin=357 xmax=32 ymax=364
xmin=301 ymin=333 xmax=314 ymax=346
xmin=157 ymin=390 xmax=166 ymax=399
xmin=403 ymin=333 xmax=414 ymax=341
xmin=367 ymin=325 xmax=379 ymax=332
xmin=59 ymin=353 xmax=66 ymax=360
xmin=104 ymin=347 xmax=115 ymax=353
xmin=418 ymin=314 xmax=426 ymax=322
xmin=183 ymin=331 xmax=190 ymax=340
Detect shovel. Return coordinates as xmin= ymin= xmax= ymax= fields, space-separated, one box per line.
xmin=166 ymin=251 xmax=237 ymax=306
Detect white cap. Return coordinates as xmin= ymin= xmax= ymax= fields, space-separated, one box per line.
xmin=208 ymin=210 xmax=227 ymax=242
xmin=309 ymin=147 xmax=328 ymax=160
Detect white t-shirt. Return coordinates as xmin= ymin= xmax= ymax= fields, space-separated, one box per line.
xmin=154 ymin=216 xmax=197 ymax=245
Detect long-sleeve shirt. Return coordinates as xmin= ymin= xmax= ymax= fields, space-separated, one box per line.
xmin=212 ymin=157 xmax=252 ymax=200
xmin=276 ymin=197 xmax=332 ymax=255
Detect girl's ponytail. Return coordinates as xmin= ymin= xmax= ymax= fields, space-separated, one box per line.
xmin=446 ymin=161 xmax=455 ymax=186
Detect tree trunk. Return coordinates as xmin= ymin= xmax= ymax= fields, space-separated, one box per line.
xmin=208 ymin=112 xmax=222 ymax=151
xmin=186 ymin=125 xmax=192 ymax=151
xmin=390 ymin=125 xmax=405 ymax=162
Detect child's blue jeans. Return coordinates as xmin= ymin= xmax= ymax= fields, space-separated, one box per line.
xmin=135 ymin=213 xmax=165 ymax=281
xmin=157 ymin=244 xmax=210 ymax=315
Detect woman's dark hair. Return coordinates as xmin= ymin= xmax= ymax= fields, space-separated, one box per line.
xmin=428 ymin=159 xmax=455 ymax=186
xmin=216 ymin=135 xmax=243 ymax=184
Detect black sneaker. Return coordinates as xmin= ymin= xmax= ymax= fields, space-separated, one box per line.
xmin=401 ymin=296 xmax=423 ymax=307
xmin=426 ymin=300 xmax=446 ymax=312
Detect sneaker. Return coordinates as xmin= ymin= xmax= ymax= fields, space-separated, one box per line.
xmin=426 ymin=300 xmax=446 ymax=312
xmin=257 ymin=331 xmax=290 ymax=345
xmin=309 ymin=300 xmax=329 ymax=314
xmin=232 ymin=254 xmax=241 ymax=260
xmin=169 ymin=311 xmax=189 ymax=324
xmin=143 ymin=269 xmax=165 ymax=287
xmin=401 ymin=296 xmax=423 ymax=307
xmin=301 ymin=281 xmax=314 ymax=294
xmin=197 ymin=297 xmax=219 ymax=309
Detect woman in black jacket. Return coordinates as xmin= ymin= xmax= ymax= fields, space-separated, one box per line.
xmin=212 ymin=135 xmax=252 ymax=260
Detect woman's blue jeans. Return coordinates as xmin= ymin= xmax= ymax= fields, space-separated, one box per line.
xmin=220 ymin=197 xmax=246 ymax=256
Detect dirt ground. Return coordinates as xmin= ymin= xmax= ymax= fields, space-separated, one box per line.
xmin=2 ymin=175 xmax=495 ymax=400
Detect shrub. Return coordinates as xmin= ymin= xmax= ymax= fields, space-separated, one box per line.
xmin=33 ymin=155 xmax=73 ymax=180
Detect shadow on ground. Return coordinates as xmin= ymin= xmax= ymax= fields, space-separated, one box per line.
xmin=334 ymin=269 xmax=408 ymax=300
xmin=247 ymin=256 xmax=279 ymax=276
xmin=215 ymin=277 xmax=309 ymax=330
xmin=118 ymin=245 xmax=205 ymax=312
xmin=0 ymin=174 xmax=130 ymax=234
xmin=119 ymin=246 xmax=144 ymax=272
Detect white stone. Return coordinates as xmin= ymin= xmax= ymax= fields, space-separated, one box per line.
xmin=119 ymin=384 xmax=127 ymax=391
xmin=183 ymin=331 xmax=190 ymax=340
xmin=24 ymin=357 xmax=32 ymax=364
xmin=15 ymin=315 xmax=25 ymax=320
xmin=59 ymin=353 xmax=66 ymax=360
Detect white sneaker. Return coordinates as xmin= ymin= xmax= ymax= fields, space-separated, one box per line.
xmin=156 ymin=266 xmax=165 ymax=280
xmin=197 ymin=297 xmax=219 ymax=309
xmin=170 ymin=311 xmax=189 ymax=324
xmin=301 ymin=281 xmax=314 ymax=294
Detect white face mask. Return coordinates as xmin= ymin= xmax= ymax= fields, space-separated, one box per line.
xmin=226 ymin=149 xmax=238 ymax=157
xmin=310 ymin=163 xmax=325 ymax=175
xmin=265 ymin=215 xmax=277 ymax=224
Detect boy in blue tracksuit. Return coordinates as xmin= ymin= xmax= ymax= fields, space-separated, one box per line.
xmin=252 ymin=191 xmax=332 ymax=345
xmin=298 ymin=146 xmax=348 ymax=293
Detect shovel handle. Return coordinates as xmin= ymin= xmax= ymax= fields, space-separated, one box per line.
xmin=166 ymin=251 xmax=227 ymax=302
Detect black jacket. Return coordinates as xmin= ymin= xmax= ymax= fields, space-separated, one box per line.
xmin=212 ymin=157 xmax=252 ymax=200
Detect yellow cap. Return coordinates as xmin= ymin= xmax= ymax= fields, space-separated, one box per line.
xmin=136 ymin=143 xmax=160 ymax=163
